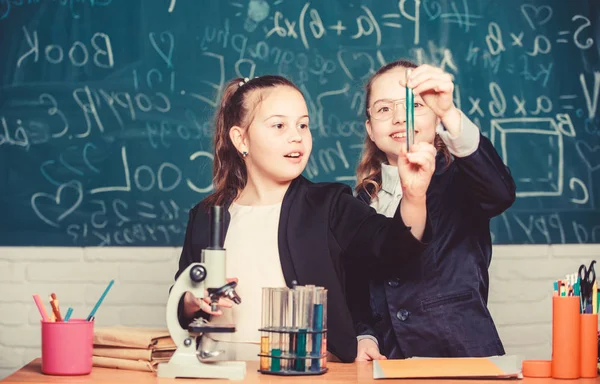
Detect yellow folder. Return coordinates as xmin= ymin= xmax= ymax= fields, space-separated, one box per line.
xmin=373 ymin=355 xmax=522 ymax=380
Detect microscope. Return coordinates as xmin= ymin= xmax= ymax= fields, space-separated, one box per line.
xmin=157 ymin=206 xmax=246 ymax=380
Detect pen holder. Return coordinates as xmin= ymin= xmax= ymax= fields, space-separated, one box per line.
xmin=259 ymin=286 xmax=328 ymax=376
xmin=41 ymin=319 xmax=94 ymax=375
xmin=551 ymin=296 xmax=580 ymax=379
xmin=580 ymin=313 xmax=598 ymax=378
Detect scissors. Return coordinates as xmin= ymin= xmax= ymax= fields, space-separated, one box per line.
xmin=578 ymin=260 xmax=596 ymax=313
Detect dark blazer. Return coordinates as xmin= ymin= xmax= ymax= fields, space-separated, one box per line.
xmin=175 ymin=175 xmax=427 ymax=363
xmin=349 ymin=135 xmax=516 ymax=358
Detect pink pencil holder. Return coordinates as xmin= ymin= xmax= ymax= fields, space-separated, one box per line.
xmin=41 ymin=319 xmax=94 ymax=375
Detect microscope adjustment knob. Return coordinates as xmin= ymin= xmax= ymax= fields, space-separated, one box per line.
xmin=207 ymin=281 xmax=241 ymax=304
xmin=189 ymin=265 xmax=207 ymax=283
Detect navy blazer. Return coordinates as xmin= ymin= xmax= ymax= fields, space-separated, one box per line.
xmin=348 ymin=135 xmax=516 ymax=358
xmin=176 ymin=176 xmax=426 ymax=363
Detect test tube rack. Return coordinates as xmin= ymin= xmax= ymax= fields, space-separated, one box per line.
xmin=258 ymin=285 xmax=328 ymax=376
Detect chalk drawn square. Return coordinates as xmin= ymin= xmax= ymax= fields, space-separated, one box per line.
xmin=490 ymin=118 xmax=562 ymax=198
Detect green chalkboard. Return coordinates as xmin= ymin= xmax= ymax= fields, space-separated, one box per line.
xmin=0 ymin=0 xmax=598 ymax=245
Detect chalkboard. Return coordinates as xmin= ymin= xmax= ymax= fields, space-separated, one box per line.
xmin=0 ymin=0 xmax=598 ymax=246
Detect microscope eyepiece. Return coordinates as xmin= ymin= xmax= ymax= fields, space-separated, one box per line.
xmin=208 ymin=206 xmax=225 ymax=250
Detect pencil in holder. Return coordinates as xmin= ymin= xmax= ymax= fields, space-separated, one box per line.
xmin=258 ymin=285 xmax=328 ymax=376
xmin=551 ymin=296 xmax=580 ymax=379
xmin=580 ymin=313 xmax=598 ymax=378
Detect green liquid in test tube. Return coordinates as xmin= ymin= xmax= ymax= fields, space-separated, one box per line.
xmin=311 ymin=287 xmax=326 ymax=371
xmin=406 ymin=68 xmax=415 ymax=152
xmin=294 ymin=287 xmax=307 ymax=371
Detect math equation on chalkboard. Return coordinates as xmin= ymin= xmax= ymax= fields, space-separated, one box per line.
xmin=0 ymin=0 xmax=598 ymax=245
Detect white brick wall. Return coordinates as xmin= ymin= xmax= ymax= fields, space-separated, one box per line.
xmin=1 ymin=244 xmax=599 ymax=379
xmin=0 ymin=247 xmax=180 ymax=379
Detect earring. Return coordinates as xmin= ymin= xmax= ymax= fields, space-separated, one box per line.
xmin=242 ymin=151 xmax=248 ymax=158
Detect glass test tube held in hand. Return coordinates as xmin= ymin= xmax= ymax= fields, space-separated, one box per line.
xmin=406 ymin=68 xmax=415 ymax=151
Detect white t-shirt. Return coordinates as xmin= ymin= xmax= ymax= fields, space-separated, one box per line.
xmin=209 ymin=202 xmax=287 ymax=348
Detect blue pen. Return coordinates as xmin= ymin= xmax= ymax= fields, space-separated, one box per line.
xmin=87 ymin=280 xmax=114 ymax=321
xmin=64 ymin=307 xmax=73 ymax=321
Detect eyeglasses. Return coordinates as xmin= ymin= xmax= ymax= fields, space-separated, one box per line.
xmin=368 ymin=99 xmax=430 ymax=121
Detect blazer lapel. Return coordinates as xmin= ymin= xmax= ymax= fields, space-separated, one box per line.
xmin=277 ymin=178 xmax=300 ymax=286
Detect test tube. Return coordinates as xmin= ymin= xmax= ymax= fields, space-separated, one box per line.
xmin=406 ymin=68 xmax=415 ymax=151
xmin=320 ymin=289 xmax=328 ymax=369
xmin=304 ymin=286 xmax=315 ymax=371
xmin=304 ymin=286 xmax=313 ymax=372
xmin=270 ymin=288 xmax=284 ymax=372
xmin=280 ymin=288 xmax=290 ymax=371
xmin=311 ymin=287 xmax=325 ymax=371
xmin=294 ymin=286 xmax=307 ymax=372
xmin=287 ymin=288 xmax=298 ymax=371
xmin=260 ymin=287 xmax=271 ymax=371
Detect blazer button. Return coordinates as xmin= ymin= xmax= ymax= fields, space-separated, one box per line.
xmin=396 ymin=309 xmax=410 ymax=321
xmin=387 ymin=278 xmax=400 ymax=288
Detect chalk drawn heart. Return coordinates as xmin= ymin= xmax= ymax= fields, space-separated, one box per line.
xmin=31 ymin=180 xmax=83 ymax=228
xmin=149 ymin=31 xmax=174 ymax=68
xmin=422 ymin=0 xmax=442 ymax=21
xmin=247 ymin=0 xmax=270 ymax=23
xmin=521 ymin=4 xmax=553 ymax=30
xmin=575 ymin=141 xmax=600 ymax=172
xmin=244 ymin=0 xmax=270 ymax=32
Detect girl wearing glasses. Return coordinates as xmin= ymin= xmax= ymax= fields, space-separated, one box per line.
xmin=348 ymin=60 xmax=516 ymax=360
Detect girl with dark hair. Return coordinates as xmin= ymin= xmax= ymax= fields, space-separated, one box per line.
xmin=350 ymin=61 xmax=516 ymax=360
xmin=175 ymin=75 xmax=437 ymax=362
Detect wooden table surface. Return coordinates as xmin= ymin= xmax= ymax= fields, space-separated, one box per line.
xmin=3 ymin=359 xmax=600 ymax=383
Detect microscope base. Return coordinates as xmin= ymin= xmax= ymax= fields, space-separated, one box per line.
xmin=157 ymin=347 xmax=246 ymax=380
